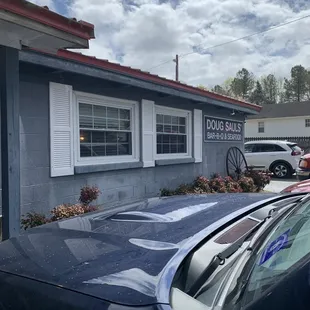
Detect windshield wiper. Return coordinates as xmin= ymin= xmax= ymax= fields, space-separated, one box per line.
xmin=186 ymin=200 xmax=302 ymax=297
xmin=186 ymin=218 xmax=268 ymax=297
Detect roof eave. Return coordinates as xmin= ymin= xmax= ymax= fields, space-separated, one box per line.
xmin=0 ymin=0 xmax=95 ymax=42
xmin=20 ymin=50 xmax=260 ymax=115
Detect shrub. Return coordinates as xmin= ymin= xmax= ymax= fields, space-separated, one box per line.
xmin=160 ymin=188 xmax=176 ymax=196
xmin=51 ymin=203 xmax=85 ymax=221
xmin=209 ymin=175 xmax=227 ymax=193
xmin=238 ymin=176 xmax=256 ymax=192
xmin=21 ymin=212 xmax=50 ymax=230
xmin=175 ymin=183 xmax=193 ymax=195
xmin=243 ymin=168 xmax=271 ymax=192
xmin=79 ymin=185 xmax=101 ymax=205
xmin=194 ymin=176 xmax=211 ymax=193
xmin=224 ymin=176 xmax=243 ymax=193
xmin=82 ymin=205 xmax=99 ymax=213
xmin=21 ymin=185 xmax=103 ymax=230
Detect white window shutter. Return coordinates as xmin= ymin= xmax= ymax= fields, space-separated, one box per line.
xmin=193 ymin=109 xmax=203 ymax=163
xmin=49 ymin=82 xmax=74 ymax=177
xmin=142 ymin=99 xmax=155 ymax=167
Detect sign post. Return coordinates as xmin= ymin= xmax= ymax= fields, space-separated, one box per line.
xmin=204 ymin=116 xmax=244 ymax=143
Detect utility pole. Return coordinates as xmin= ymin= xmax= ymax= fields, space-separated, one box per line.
xmin=173 ymin=54 xmax=179 ymax=82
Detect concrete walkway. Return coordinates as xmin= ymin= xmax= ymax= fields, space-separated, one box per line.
xmin=264 ymin=179 xmax=298 ymax=193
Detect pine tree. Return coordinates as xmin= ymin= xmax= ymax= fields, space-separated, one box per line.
xmin=284 ymin=65 xmax=308 ymax=102
xmin=261 ymin=74 xmax=278 ymax=104
xmin=250 ymin=81 xmax=265 ymax=105
xmin=230 ymin=68 xmax=255 ymax=99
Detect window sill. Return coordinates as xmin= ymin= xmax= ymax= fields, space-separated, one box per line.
xmin=155 ymin=158 xmax=195 ymax=166
xmin=74 ymin=161 xmax=143 ymax=174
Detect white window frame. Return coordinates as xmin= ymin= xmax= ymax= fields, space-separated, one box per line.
xmin=73 ymin=91 xmax=140 ymax=166
xmin=305 ymin=119 xmax=310 ymax=128
xmin=258 ymin=121 xmax=264 ymax=133
xmin=155 ymin=106 xmax=192 ymax=160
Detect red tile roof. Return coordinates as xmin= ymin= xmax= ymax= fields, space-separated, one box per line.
xmin=0 ymin=0 xmax=95 ymax=40
xmin=31 ymin=48 xmax=261 ymax=112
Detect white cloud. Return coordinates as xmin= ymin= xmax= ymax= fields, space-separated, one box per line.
xmin=31 ymin=0 xmax=55 ymax=10
xmin=56 ymin=0 xmax=310 ymax=87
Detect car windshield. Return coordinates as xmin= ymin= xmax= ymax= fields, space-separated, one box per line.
xmin=231 ymin=196 xmax=310 ymax=309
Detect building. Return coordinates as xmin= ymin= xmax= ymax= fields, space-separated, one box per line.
xmin=0 ymin=0 xmax=94 ymax=239
xmin=245 ymin=102 xmax=310 ymax=152
xmin=0 ymin=1 xmax=261 ymax=238
xmin=17 ymin=49 xmax=260 ymax=214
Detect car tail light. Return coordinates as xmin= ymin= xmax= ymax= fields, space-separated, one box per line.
xmin=299 ymin=159 xmax=308 ymax=168
xmin=291 ymin=150 xmax=301 ymax=156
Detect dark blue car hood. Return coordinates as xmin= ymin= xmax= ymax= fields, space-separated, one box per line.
xmin=0 ymin=193 xmax=276 ymax=306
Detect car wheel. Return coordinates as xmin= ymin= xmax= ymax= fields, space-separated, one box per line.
xmin=272 ymin=162 xmax=292 ymax=179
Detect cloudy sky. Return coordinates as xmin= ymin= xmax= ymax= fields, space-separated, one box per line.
xmin=32 ymin=0 xmax=310 ymax=87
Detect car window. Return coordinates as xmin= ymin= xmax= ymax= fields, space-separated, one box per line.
xmin=239 ymin=199 xmax=310 ymax=307
xmin=252 ymin=144 xmax=285 ymax=153
xmin=244 ymin=144 xmax=254 ymax=153
xmin=288 ymin=144 xmax=302 ymax=153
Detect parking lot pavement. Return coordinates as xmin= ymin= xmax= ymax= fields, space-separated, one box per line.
xmin=264 ymin=178 xmax=298 ymax=193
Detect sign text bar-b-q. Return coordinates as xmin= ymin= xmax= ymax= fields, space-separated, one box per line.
xmin=204 ymin=116 xmax=244 ymax=142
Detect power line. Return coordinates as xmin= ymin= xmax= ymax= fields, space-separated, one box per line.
xmin=147 ymin=13 xmax=310 ymax=71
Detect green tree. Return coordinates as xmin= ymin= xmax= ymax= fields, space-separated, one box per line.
xmin=197 ymin=84 xmax=208 ymax=91
xmin=284 ymin=65 xmax=308 ymax=102
xmin=261 ymin=74 xmax=278 ymax=104
xmin=230 ymin=68 xmax=255 ymax=99
xmin=212 ymin=84 xmax=226 ymax=95
xmin=250 ymin=81 xmax=265 ymax=105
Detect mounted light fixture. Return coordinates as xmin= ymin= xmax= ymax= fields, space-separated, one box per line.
xmin=231 ymin=110 xmax=235 ymax=116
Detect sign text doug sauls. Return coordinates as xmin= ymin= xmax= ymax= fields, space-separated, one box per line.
xmin=204 ymin=116 xmax=244 ymax=142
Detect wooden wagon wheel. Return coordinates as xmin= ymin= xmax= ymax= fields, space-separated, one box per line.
xmin=226 ymin=146 xmax=248 ymax=179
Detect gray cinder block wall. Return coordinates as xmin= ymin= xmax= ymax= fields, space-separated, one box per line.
xmin=17 ymin=63 xmax=244 ymax=216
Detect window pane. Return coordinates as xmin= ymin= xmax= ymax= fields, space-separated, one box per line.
xmin=92 ymin=131 xmax=106 ymax=143
xmin=155 ymin=112 xmax=188 ymax=155
xmin=172 ymin=125 xmax=178 ymax=133
xmin=179 ymin=125 xmax=186 ymax=134
xmin=94 ymin=105 xmax=106 ymax=118
xmin=157 ymin=134 xmax=163 ymax=143
xmin=164 ymin=125 xmax=172 ymax=133
xmin=171 ymin=144 xmax=177 ymax=153
xmin=106 ymin=145 xmax=117 ymax=156
xmin=170 ymin=135 xmax=178 ymax=143
xmin=164 ymin=115 xmax=171 ymax=124
xmin=79 ymin=103 xmax=92 ymax=116
xmin=80 ymin=144 xmax=91 ymax=157
xmin=157 ymin=143 xmax=163 ymax=154
xmin=79 ymin=102 xmax=133 ymax=159
xmin=171 ymin=116 xmax=178 ymax=125
xmin=119 ymin=120 xmax=130 ymax=130
xmin=119 ymin=143 xmax=131 ymax=155
xmin=163 ymin=144 xmax=170 ymax=154
xmin=92 ymin=145 xmax=106 ymax=156
xmin=178 ymin=135 xmax=186 ymax=144
xmin=107 ymin=118 xmax=119 ymax=129
xmin=80 ymin=116 xmax=93 ymax=128
xmin=156 ymin=124 xmax=163 ymax=133
xmin=107 ymin=107 xmax=119 ymax=119
xmin=80 ymin=130 xmax=91 ymax=143
xmin=179 ymin=117 xmax=186 ymax=125
xmin=163 ymin=135 xmax=170 ymax=143
xmin=118 ymin=132 xmax=130 ymax=143
xmin=94 ymin=117 xmax=106 ymax=129
xmin=106 ymin=132 xmax=117 ymax=143
xmin=120 ymin=109 xmax=130 ymax=120
xmin=178 ymin=143 xmax=186 ymax=153
xmin=157 ymin=114 xmax=163 ymax=123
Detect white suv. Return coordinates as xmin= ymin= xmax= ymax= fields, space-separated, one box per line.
xmin=244 ymin=140 xmax=304 ymax=178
